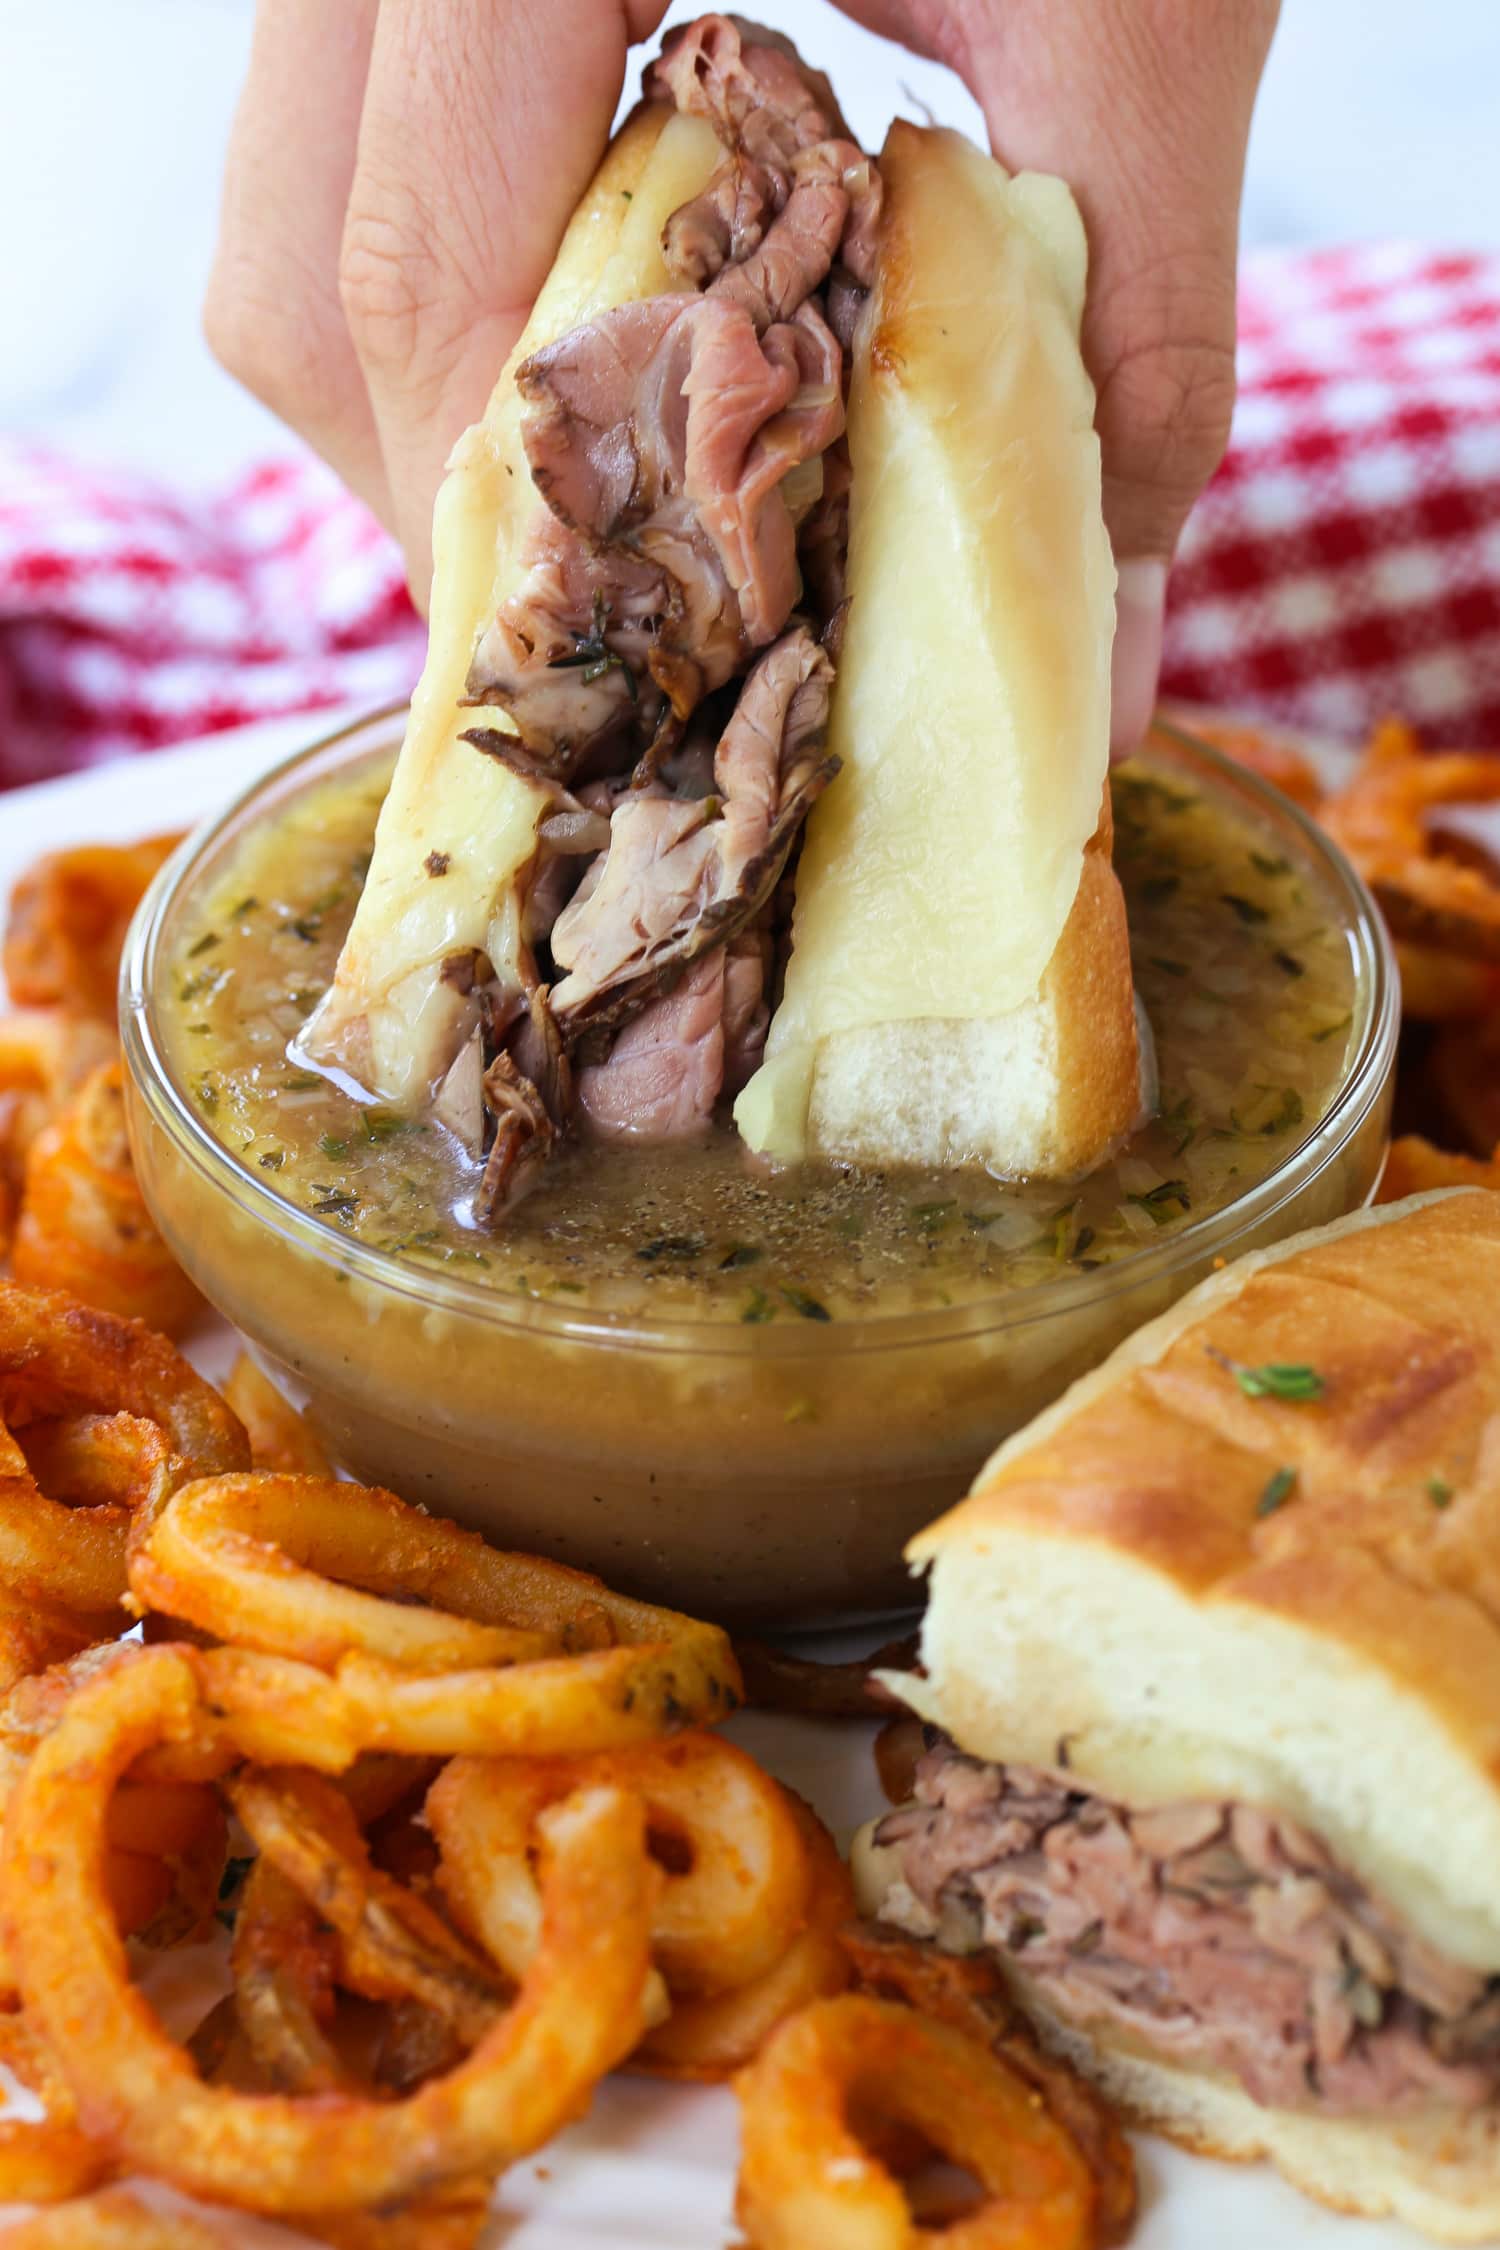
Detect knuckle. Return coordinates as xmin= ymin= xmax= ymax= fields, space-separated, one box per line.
xmin=1099 ymin=334 xmax=1239 ymax=498
xmin=338 ymin=198 xmax=444 ymax=381
xmin=203 ymin=248 xmax=344 ymax=431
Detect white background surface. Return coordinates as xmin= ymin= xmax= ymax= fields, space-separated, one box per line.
xmin=0 ymin=720 xmax=1434 ymax=2249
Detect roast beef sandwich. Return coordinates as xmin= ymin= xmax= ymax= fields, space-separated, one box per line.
xmin=858 ymin=1188 xmax=1500 ymax=2242
xmin=302 ymin=14 xmax=1144 ymax=1210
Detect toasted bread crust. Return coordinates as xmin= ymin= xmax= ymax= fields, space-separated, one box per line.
xmin=901 ymin=1191 xmax=1500 ymax=1975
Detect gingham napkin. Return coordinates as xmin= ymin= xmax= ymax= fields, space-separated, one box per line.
xmin=2 ymin=243 xmax=1499 ymax=790
xmin=1162 ymin=244 xmax=1500 ymax=747
xmin=0 ymin=452 xmax=421 ymax=790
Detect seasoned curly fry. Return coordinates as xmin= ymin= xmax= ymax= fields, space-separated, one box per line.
xmin=0 ymin=1282 xmax=248 ymax=1480
xmin=1395 ymin=940 xmax=1500 ymax=1022
xmin=127 ymin=1475 xmax=741 ymax=1761
xmin=230 ymin=1767 xmax=506 ymax=2044
xmin=1376 ymin=1140 xmax=1500 ymax=1203
xmin=3 ymin=836 xmax=181 ymax=1018
xmin=734 ymin=1993 xmax=1095 ymax=2249
xmin=222 ymin=1834 xmax=495 ymax=2244
xmin=221 ymin=1355 xmax=332 ymax=1476
xmin=839 ymin=1923 xmax=1138 ymax=2249
xmin=229 ymin=1856 xmax=353 ymax=2097
xmin=1322 ymin=718 xmax=1500 ymax=959
xmin=0 ymin=1648 xmax=225 ymax=1996
xmin=631 ymin=1792 xmax=852 ymax=2081
xmin=430 ymin=1733 xmax=810 ymax=2003
xmin=0 ymin=2186 xmax=237 ymax=2246
xmin=5 ymin=1645 xmax=658 ymax=2217
xmin=0 ymin=1598 xmax=109 ymax=1700
xmin=0 ymin=1290 xmax=244 ymax=1685
xmin=12 ymin=1063 xmax=199 ymax=1335
xmin=128 ymin=1475 xmax=563 ymax=1674
xmin=0 ymin=2009 xmax=110 ymax=2204
xmin=1152 ymin=710 xmax=1324 ymax=810
xmin=0 ymin=1408 xmax=140 ymax=1620
xmin=0 ymin=1009 xmax=117 ymax=1253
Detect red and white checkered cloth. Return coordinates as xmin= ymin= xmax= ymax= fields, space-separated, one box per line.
xmin=1162 ymin=243 xmax=1500 ymax=745
xmin=0 ymin=452 xmax=422 ymax=791
xmin=2 ymin=242 xmax=1499 ymax=791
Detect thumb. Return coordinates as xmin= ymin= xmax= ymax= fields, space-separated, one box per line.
xmin=945 ymin=0 xmax=1279 ymax=748
xmin=339 ymin=0 xmax=670 ymax=610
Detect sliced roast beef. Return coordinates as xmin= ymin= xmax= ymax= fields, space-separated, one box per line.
xmin=648 ymin=14 xmax=854 ymax=167
xmin=721 ymin=925 xmax=771 ymax=1094
xmin=662 ymin=154 xmax=782 ymax=290
xmin=469 ymin=298 xmax=841 ymax=765
xmin=549 ymin=796 xmax=722 ymax=1018
xmin=576 ymin=951 xmax=726 ymax=1141
xmin=798 ymin=438 xmax=851 ymax=620
xmin=464 ymin=9 xmax=873 ymax=781
xmin=876 ymin=1741 xmax=1500 ymax=2118
xmin=575 ymin=920 xmax=770 ymax=1140
xmin=653 ymin=14 xmax=880 ymax=315
xmin=474 ymin=1050 xmax=556 ymax=1220
xmin=466 ymin=521 xmax=678 ymax=766
xmin=549 ymin=623 xmax=835 ymax=1044
xmin=449 ymin=16 xmax=877 ymax=1205
xmin=686 ymin=298 xmax=844 ymax=641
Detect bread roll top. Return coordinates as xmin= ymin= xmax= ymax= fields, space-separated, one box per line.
xmin=900 ymin=1189 xmax=1500 ymax=1969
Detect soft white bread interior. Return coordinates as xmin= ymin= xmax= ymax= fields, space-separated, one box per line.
xmin=735 ymin=120 xmax=1140 ymax=1176
xmin=898 ymin=1189 xmax=1500 ymax=1977
xmin=303 ymin=106 xmax=720 ymax=1105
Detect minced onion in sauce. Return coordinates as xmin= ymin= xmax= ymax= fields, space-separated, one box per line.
xmin=163 ymin=755 xmax=1358 ymax=1324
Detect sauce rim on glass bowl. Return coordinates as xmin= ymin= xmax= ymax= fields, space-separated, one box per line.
xmin=118 ymin=707 xmax=1398 ymax=1625
xmin=120 ymin=705 xmax=1398 ymax=1363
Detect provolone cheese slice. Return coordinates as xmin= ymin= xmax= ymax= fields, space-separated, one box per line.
xmin=305 ymin=107 xmax=721 ymax=1107
xmin=735 ymin=124 xmax=1116 ymax=1162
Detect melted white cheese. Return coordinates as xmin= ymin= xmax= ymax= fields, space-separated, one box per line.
xmin=735 ymin=125 xmax=1116 ymax=1162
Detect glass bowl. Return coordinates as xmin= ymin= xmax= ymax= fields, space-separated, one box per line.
xmin=120 ymin=710 xmax=1397 ymax=1626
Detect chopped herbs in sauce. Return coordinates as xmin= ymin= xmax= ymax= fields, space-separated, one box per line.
xmin=164 ymin=750 xmax=1360 ymax=1323
xmin=636 ymin=1235 xmax=704 ymax=1262
xmin=1125 ymin=1179 xmax=1191 ymax=1223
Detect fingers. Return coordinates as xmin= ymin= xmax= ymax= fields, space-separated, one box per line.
xmin=204 ymin=0 xmax=391 ymax=528
xmin=340 ymin=0 xmax=671 ymax=608
xmin=950 ymin=0 xmax=1279 ymax=747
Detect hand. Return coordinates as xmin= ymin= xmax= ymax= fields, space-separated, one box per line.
xmin=844 ymin=0 xmax=1279 ymax=747
xmin=205 ymin=0 xmax=671 ymax=611
xmin=206 ymin=1 xmax=1278 ymax=748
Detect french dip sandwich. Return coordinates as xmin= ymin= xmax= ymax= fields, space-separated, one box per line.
xmin=859 ymin=1188 xmax=1500 ymax=2242
xmin=303 ymin=14 xmax=1143 ymax=1211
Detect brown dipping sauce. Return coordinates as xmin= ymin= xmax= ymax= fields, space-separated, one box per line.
xmin=162 ymin=752 xmax=1358 ymax=1326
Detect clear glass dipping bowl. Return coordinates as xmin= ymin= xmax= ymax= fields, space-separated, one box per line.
xmin=121 ymin=711 xmax=1398 ymax=1626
